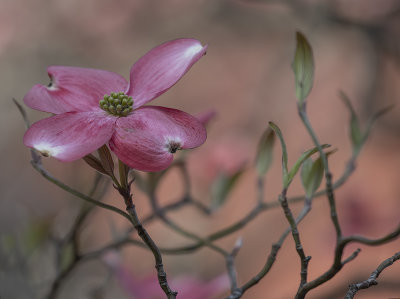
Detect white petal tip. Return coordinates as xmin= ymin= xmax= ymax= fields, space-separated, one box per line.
xmin=33 ymin=142 xmax=63 ymax=158
xmin=184 ymin=43 xmax=205 ymax=58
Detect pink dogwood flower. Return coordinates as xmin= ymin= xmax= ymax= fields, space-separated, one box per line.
xmin=23 ymin=39 xmax=207 ymax=172
xmin=104 ymin=251 xmax=229 ymax=299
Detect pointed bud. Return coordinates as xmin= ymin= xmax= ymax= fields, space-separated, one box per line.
xmin=98 ymin=145 xmax=114 ymax=176
xmin=300 ymin=157 xmax=323 ymax=197
xmin=83 ymin=154 xmax=108 ymax=175
xmin=122 ymin=108 xmax=130 ymax=116
xmin=285 ymin=144 xmax=330 ymax=188
xmin=292 ymin=31 xmax=314 ymax=105
xmin=269 ymin=122 xmax=288 ymax=185
xmin=255 ymin=127 xmax=275 ymax=177
xmin=339 ymin=91 xmax=363 ymax=152
xmin=301 ymin=149 xmax=336 ymax=197
xmin=211 ymin=170 xmax=243 ymax=211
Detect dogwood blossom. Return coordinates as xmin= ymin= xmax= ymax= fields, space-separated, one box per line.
xmin=23 ymin=39 xmax=207 ymax=171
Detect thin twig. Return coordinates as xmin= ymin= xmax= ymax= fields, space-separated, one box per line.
xmin=148 ymin=191 xmax=228 ymax=256
xmin=68 ymin=153 xmax=356 ymax=279
xmin=117 ymin=161 xmax=177 ymax=299
xmin=226 ymin=238 xmax=243 ymax=294
xmin=30 ymin=158 xmax=133 ymax=225
xmin=225 ymin=194 xmax=313 ymax=298
xmin=298 ymin=104 xmax=342 ymax=238
xmin=124 ymin=200 xmax=177 ymax=298
xmin=345 ymin=251 xmax=400 ymax=299
xmin=46 ymin=174 xmax=107 ymax=299
xmin=46 ymin=255 xmax=82 ymax=299
xmin=143 ymin=158 xmax=354 ymax=250
xmin=295 ymin=223 xmax=400 ymax=299
xmin=278 ymin=188 xmax=310 ymax=288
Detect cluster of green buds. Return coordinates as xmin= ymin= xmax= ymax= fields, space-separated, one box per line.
xmin=99 ymin=92 xmax=134 ymax=116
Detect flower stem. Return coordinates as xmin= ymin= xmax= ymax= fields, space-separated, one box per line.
xmin=117 ymin=160 xmax=177 ymax=298
xmin=125 ymin=194 xmax=177 ymax=298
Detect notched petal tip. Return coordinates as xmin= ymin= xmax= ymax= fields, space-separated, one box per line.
xmin=24 ymin=66 xmax=129 ymax=114
xmin=110 ymin=106 xmax=206 ymax=172
xmin=36 ymin=146 xmax=60 ymax=158
xmin=45 ymin=73 xmax=58 ymax=91
xmin=182 ymin=39 xmax=207 ymax=58
xmin=23 ymin=136 xmax=64 ymax=159
xmin=164 ymin=137 xmax=183 ymax=154
xmin=23 ymin=111 xmax=115 ymax=162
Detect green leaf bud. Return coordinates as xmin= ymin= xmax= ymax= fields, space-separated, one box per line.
xmin=339 ymin=91 xmax=363 ymax=152
xmin=301 ymin=149 xmax=336 ymax=197
xmin=255 ymin=127 xmax=275 ymax=177
xmin=211 ymin=170 xmax=243 ymax=211
xmin=97 ymin=145 xmax=115 ymax=176
xmin=301 ymin=157 xmax=323 ymax=197
xmin=292 ymin=31 xmax=314 ymax=106
xmin=269 ymin=122 xmax=288 ymax=184
xmin=285 ymin=144 xmax=330 ymax=188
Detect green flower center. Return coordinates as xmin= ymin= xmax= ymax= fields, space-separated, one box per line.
xmin=99 ymin=92 xmax=134 ymax=116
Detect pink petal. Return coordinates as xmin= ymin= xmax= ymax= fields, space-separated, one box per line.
xmin=127 ymin=39 xmax=207 ymax=108
xmin=110 ymin=106 xmax=207 ymax=172
xmin=23 ymin=111 xmax=116 ymax=161
xmin=172 ymin=274 xmax=229 ymax=299
xmin=196 ymin=109 xmax=217 ymax=126
xmin=24 ymin=66 xmax=128 ymax=114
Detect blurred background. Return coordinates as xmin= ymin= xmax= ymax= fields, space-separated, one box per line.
xmin=1 ymin=0 xmax=400 ymax=298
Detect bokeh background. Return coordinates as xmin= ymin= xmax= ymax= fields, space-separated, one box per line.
xmin=1 ymin=0 xmax=400 ymax=298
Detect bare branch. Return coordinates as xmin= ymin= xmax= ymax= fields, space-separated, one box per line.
xmin=345 ymin=251 xmax=400 ymax=299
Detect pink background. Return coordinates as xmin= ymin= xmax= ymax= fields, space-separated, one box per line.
xmin=1 ymin=0 xmax=400 ymax=298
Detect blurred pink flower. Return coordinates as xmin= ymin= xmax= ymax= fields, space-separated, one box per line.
xmin=189 ymin=135 xmax=250 ymax=185
xmin=209 ymin=139 xmax=248 ymax=176
xmin=341 ymin=194 xmax=372 ymax=235
xmin=104 ymin=252 xmax=229 ymax=299
xmin=23 ymin=39 xmax=207 ymax=172
xmin=196 ymin=109 xmax=217 ymax=127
